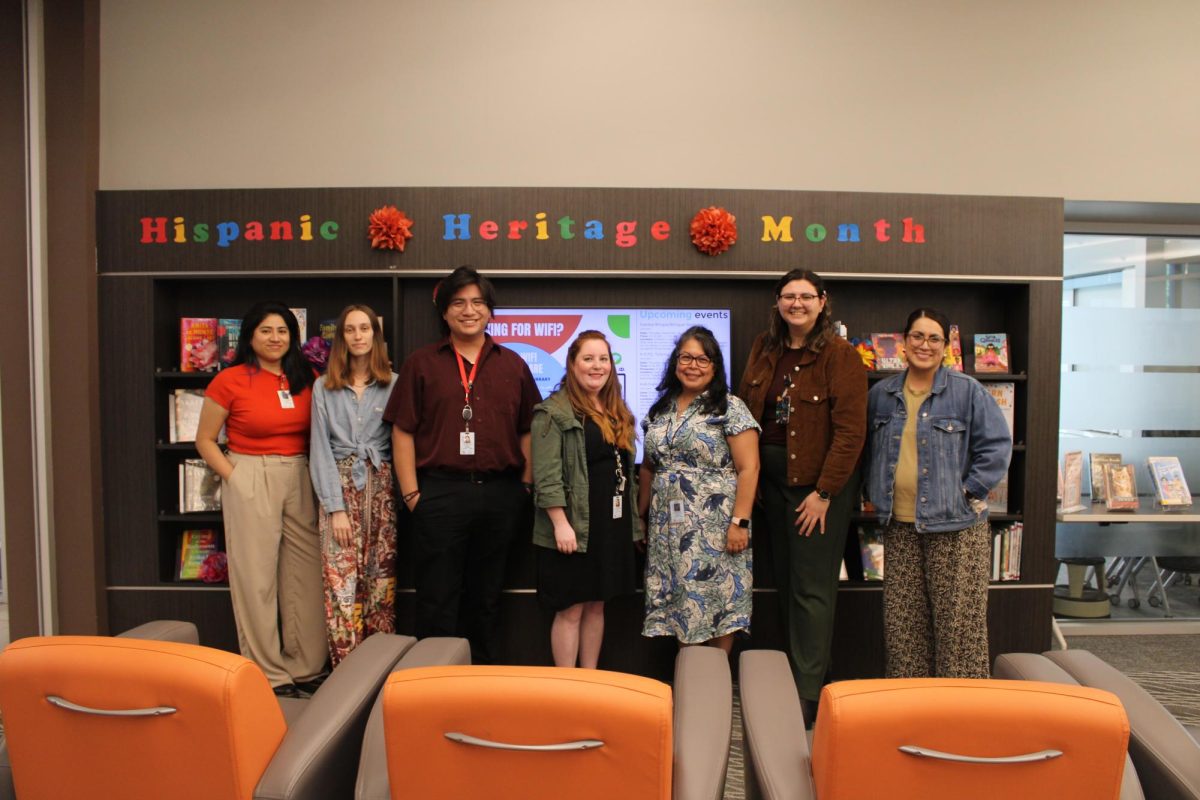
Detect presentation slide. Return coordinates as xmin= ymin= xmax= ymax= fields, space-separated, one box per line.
xmin=487 ymin=308 xmax=732 ymax=461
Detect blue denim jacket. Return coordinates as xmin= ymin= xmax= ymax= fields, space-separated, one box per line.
xmin=864 ymin=367 xmax=1012 ymax=533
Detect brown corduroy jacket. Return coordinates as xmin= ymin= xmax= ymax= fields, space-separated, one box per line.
xmin=737 ymin=332 xmax=868 ymax=496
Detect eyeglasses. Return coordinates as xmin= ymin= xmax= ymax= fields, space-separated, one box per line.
xmin=677 ymin=353 xmax=712 ymax=368
xmin=906 ymin=332 xmax=945 ymax=346
xmin=448 ymin=298 xmax=489 ymax=311
xmin=778 ymin=293 xmax=821 ymax=304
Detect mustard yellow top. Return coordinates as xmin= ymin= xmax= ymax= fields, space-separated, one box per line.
xmin=891 ymin=382 xmax=929 ymax=523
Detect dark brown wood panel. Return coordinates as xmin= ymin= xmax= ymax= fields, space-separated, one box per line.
xmin=107 ymin=588 xmax=238 ymax=652
xmin=98 ymin=188 xmax=1062 ymax=279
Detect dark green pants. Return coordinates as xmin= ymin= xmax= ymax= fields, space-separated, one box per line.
xmin=759 ymin=445 xmax=860 ymax=700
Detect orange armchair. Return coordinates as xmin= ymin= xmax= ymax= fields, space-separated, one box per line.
xmin=0 ymin=631 xmax=455 ymax=800
xmin=740 ymin=649 xmax=1137 ymax=800
xmin=354 ymin=646 xmax=732 ymax=800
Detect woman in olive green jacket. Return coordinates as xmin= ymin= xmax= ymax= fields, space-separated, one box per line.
xmin=531 ymin=331 xmax=642 ymax=669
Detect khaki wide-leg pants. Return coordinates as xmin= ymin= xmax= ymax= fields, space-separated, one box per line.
xmin=223 ymin=452 xmax=327 ymax=688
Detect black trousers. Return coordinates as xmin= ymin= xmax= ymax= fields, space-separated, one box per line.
xmin=410 ymin=473 xmax=527 ymax=664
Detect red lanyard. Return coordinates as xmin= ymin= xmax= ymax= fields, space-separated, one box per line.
xmin=454 ymin=348 xmax=483 ymax=406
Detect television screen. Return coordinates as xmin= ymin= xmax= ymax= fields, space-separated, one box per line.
xmin=488 ymin=308 xmax=733 ymax=462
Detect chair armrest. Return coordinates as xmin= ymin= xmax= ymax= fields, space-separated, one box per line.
xmin=355 ymin=638 xmax=471 ymax=800
xmin=995 ymin=653 xmax=1144 ymax=800
xmin=255 ymin=633 xmax=416 ymax=800
xmin=1046 ymin=649 xmax=1198 ymax=800
xmin=672 ymin=647 xmax=731 ymax=800
xmin=115 ymin=620 xmax=199 ymax=645
xmin=738 ymin=650 xmax=814 ymax=800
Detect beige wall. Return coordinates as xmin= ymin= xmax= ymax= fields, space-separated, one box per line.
xmin=100 ymin=1 xmax=1198 ymax=201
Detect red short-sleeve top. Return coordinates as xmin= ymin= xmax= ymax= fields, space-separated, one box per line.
xmin=204 ymin=364 xmax=312 ymax=456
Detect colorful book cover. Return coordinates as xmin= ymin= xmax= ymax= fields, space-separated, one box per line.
xmin=180 ymin=317 xmax=218 ymax=372
xmin=217 ymin=318 xmax=241 ymax=368
xmin=858 ymin=527 xmax=885 ymax=581
xmin=870 ymin=332 xmax=906 ymax=371
xmin=319 ymin=318 xmax=338 ymax=346
xmin=942 ymin=324 xmax=963 ymax=371
xmin=1146 ymin=456 xmax=1192 ymax=507
xmin=983 ymin=382 xmax=1015 ymax=438
xmin=1088 ymin=453 xmax=1121 ymax=502
xmin=1103 ymin=463 xmax=1139 ymax=511
xmin=176 ymin=529 xmax=219 ymax=581
xmin=289 ymin=307 xmax=307 ymax=342
xmin=973 ymin=332 xmax=1010 ymax=373
xmin=1061 ymin=451 xmax=1086 ymax=513
xmin=179 ymin=458 xmax=222 ymax=513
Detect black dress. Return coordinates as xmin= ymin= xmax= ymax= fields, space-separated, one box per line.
xmin=537 ymin=418 xmax=637 ymax=611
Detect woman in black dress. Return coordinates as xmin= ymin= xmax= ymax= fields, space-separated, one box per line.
xmin=530 ymin=331 xmax=641 ymax=668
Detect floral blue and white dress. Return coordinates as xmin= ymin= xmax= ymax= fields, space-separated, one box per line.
xmin=642 ymin=394 xmax=760 ymax=643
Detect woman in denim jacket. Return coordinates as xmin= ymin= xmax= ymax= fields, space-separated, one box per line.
xmin=531 ymin=331 xmax=641 ymax=668
xmin=864 ymin=308 xmax=1011 ymax=679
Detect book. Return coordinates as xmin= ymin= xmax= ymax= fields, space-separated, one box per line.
xmin=290 ymin=307 xmax=308 ymax=342
xmin=991 ymin=523 xmax=1023 ymax=581
xmin=871 ymin=333 xmax=906 ymax=370
xmin=983 ymin=381 xmax=1015 ymax=438
xmin=179 ymin=458 xmax=222 ymax=513
xmin=1146 ymin=456 xmax=1193 ymax=507
xmin=1060 ymin=451 xmax=1086 ymax=512
xmin=858 ymin=528 xmax=885 ymax=581
xmin=318 ymin=318 xmax=339 ymax=346
xmin=176 ymin=529 xmax=219 ymax=581
xmin=1103 ymin=463 xmax=1139 ymax=511
xmin=217 ymin=318 xmax=241 ymax=368
xmin=1088 ymin=453 xmax=1121 ymax=502
xmin=973 ymin=332 xmax=1010 ymax=373
xmin=942 ymin=324 xmax=964 ymax=371
xmin=987 ymin=475 xmax=1008 ymax=514
xmin=170 ymin=389 xmax=205 ymax=443
xmin=180 ymin=317 xmax=219 ymax=372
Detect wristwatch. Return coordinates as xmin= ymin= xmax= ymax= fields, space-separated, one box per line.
xmin=816 ymin=489 xmax=831 ymax=501
xmin=731 ymin=516 xmax=750 ymax=528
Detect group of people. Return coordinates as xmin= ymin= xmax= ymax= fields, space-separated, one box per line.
xmin=194 ymin=265 xmax=1012 ymax=707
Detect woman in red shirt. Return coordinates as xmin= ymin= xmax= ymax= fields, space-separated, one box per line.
xmin=195 ymin=301 xmax=327 ymax=697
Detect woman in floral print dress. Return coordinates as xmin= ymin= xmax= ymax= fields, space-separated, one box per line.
xmin=639 ymin=326 xmax=760 ymax=653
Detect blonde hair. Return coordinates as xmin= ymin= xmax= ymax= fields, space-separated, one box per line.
xmin=562 ymin=331 xmax=636 ymax=452
xmin=323 ymin=304 xmax=391 ymax=390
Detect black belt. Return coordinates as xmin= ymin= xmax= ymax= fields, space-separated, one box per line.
xmin=420 ymin=468 xmax=519 ymax=485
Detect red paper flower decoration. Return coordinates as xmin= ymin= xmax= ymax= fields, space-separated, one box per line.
xmin=199 ymin=551 xmax=228 ymax=583
xmin=689 ymin=206 xmax=738 ymax=256
xmin=368 ymin=205 xmax=414 ymax=252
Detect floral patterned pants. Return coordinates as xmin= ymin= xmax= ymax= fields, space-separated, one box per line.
xmin=319 ymin=457 xmax=397 ymax=666
xmin=882 ymin=517 xmax=991 ymax=679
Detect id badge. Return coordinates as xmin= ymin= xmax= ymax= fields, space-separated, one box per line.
xmin=459 ymin=431 xmax=475 ymax=455
xmin=277 ymin=390 xmax=295 ymax=409
xmin=612 ymin=494 xmax=623 ymax=519
xmin=669 ymin=499 xmax=685 ymax=524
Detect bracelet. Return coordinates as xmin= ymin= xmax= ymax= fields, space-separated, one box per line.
xmin=402 ymin=489 xmax=420 ymax=503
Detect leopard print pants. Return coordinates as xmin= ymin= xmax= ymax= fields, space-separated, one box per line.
xmin=882 ymin=517 xmax=991 ymax=679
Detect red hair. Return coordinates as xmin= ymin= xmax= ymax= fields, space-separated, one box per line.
xmin=561 ymin=331 xmax=636 ymax=451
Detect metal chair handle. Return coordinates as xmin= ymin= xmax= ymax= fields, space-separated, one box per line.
xmin=445 ymin=732 xmax=603 ymax=752
xmin=46 ymin=695 xmax=177 ymax=717
xmin=899 ymin=745 xmax=1062 ymax=764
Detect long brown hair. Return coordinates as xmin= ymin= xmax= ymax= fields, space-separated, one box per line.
xmin=765 ymin=268 xmax=835 ymax=353
xmin=561 ymin=331 xmax=636 ymax=452
xmin=323 ymin=304 xmax=392 ymax=390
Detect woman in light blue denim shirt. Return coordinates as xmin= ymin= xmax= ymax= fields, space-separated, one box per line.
xmin=310 ymin=304 xmax=398 ymax=667
xmin=864 ymin=307 xmax=1011 ymax=679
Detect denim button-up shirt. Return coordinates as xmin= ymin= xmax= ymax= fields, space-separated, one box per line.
xmin=864 ymin=367 xmax=1012 ymax=533
xmin=309 ymin=372 xmax=397 ymax=512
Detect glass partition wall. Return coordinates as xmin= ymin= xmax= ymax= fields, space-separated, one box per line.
xmin=1060 ymin=234 xmax=1200 ymax=620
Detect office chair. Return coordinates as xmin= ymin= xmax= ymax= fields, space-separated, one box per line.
xmin=355 ymin=646 xmax=732 ymax=800
xmin=0 ymin=628 xmax=460 ymax=799
xmin=740 ymin=649 xmax=1137 ymax=800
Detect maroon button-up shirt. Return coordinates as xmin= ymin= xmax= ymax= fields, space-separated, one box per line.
xmin=384 ymin=335 xmax=541 ymax=473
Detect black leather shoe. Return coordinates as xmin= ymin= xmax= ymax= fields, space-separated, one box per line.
xmin=272 ymin=684 xmax=300 ymax=698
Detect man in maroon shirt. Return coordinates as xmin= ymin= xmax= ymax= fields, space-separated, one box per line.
xmin=384 ymin=266 xmax=541 ymax=663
